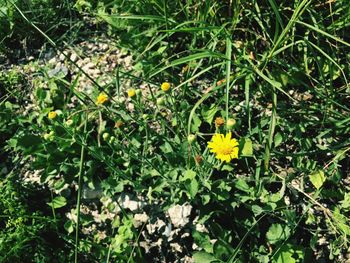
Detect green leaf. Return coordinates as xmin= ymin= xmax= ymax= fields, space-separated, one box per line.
xmin=193 ymin=231 xmax=214 ymax=253
xmin=309 ymin=170 xmax=326 ymax=189
xmin=160 ymin=141 xmax=173 ymax=153
xmin=191 ymin=113 xmax=202 ymax=133
xmin=235 ymin=178 xmax=251 ymax=193
xmin=47 ymin=196 xmax=67 ymax=209
xmin=266 ymin=224 xmax=291 ymax=244
xmin=201 ymin=104 xmax=219 ymax=125
xmin=193 ymin=251 xmax=217 ymax=263
xmin=340 ymin=192 xmax=350 ymax=210
xmin=274 ymin=132 xmax=283 ymax=147
xmin=273 ymin=244 xmax=304 ymax=263
xmin=240 ymin=138 xmax=253 ymax=157
xmin=189 ymin=179 xmax=199 ymax=198
xmin=181 ymin=170 xmax=196 ymax=181
xmin=64 ymin=220 xmax=74 ymax=234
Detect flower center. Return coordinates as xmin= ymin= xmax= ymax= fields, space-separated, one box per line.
xmin=219 ymin=145 xmax=233 ymax=155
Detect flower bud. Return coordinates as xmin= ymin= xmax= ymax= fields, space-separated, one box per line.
xmin=102 ymin=132 xmax=110 ymax=141
xmin=187 ymin=134 xmax=196 ymax=144
xmin=227 ymin=118 xmax=236 ymax=129
xmin=214 ymin=117 xmax=225 ymax=128
xmin=48 ymin=111 xmax=57 ymax=119
xmin=109 ymin=136 xmax=116 ymax=144
xmin=115 ymin=120 xmax=124 ymax=128
xmin=65 ymin=119 xmax=74 ymax=126
xmin=156 ymin=97 xmax=165 ymax=106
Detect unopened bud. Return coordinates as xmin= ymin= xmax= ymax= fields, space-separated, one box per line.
xmin=102 ymin=132 xmax=110 ymax=141
xmin=227 ymin=118 xmax=236 ymax=129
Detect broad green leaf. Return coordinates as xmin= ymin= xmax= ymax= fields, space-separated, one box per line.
xmin=240 ymin=138 xmax=253 ymax=157
xmin=340 ymin=192 xmax=350 ymax=210
xmin=193 ymin=251 xmax=217 ymax=263
xmin=193 ymin=231 xmax=214 ymax=253
xmin=181 ymin=170 xmax=196 ymax=181
xmin=189 ymin=179 xmax=198 ymax=198
xmin=64 ymin=220 xmax=74 ymax=234
xmin=235 ymin=178 xmax=251 ymax=193
xmin=47 ymin=196 xmax=67 ymax=209
xmin=274 ymin=132 xmax=283 ymax=147
xmin=273 ymin=244 xmax=304 ymax=263
xmin=309 ymin=170 xmax=326 ymax=189
xmin=201 ymin=104 xmax=219 ymax=125
xmin=266 ymin=224 xmax=291 ymax=244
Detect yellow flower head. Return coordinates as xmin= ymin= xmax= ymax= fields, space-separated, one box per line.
xmin=48 ymin=111 xmax=57 ymax=119
xmin=161 ymin=82 xmax=171 ymax=92
xmin=127 ymin=89 xmax=136 ymax=98
xmin=207 ymin=132 xmax=239 ymax=163
xmin=96 ymin=92 xmax=108 ymax=105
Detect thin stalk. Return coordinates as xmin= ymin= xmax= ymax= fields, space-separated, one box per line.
xmin=264 ymin=86 xmax=277 ymax=172
xmin=225 ymin=35 xmax=232 ymax=128
xmin=74 ymin=116 xmax=87 ymax=263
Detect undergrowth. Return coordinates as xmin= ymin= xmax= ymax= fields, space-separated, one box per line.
xmin=1 ymin=0 xmax=350 ymax=262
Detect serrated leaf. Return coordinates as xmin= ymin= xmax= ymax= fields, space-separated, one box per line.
xmin=193 ymin=251 xmax=217 ymax=263
xmin=181 ymin=169 xmax=196 ymax=181
xmin=47 ymin=196 xmax=67 ymax=209
xmin=309 ymin=170 xmax=326 ymax=189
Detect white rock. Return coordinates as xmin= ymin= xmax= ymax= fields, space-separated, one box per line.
xmin=168 ymin=204 xmax=192 ymax=227
xmin=133 ymin=213 xmax=149 ymax=228
xmin=70 ymin=53 xmax=78 ymax=62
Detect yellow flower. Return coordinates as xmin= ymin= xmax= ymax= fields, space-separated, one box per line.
xmin=127 ymin=89 xmax=136 ymax=98
xmin=207 ymin=132 xmax=239 ymax=163
xmin=96 ymin=92 xmax=108 ymax=105
xmin=48 ymin=111 xmax=57 ymax=119
xmin=161 ymin=82 xmax=171 ymax=92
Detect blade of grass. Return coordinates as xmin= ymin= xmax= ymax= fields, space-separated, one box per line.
xmin=225 ymin=35 xmax=232 ymax=127
xmin=149 ymin=51 xmax=226 ymax=78
xmin=74 ymin=113 xmax=87 ymax=263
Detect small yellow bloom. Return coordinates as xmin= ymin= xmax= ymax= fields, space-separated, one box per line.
xmin=127 ymin=89 xmax=136 ymax=98
xmin=161 ymin=82 xmax=171 ymax=92
xmin=96 ymin=92 xmax=108 ymax=105
xmin=48 ymin=111 xmax=57 ymax=119
xmin=207 ymin=132 xmax=239 ymax=163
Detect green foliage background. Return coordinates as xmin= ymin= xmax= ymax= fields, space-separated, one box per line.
xmin=1 ymin=0 xmax=350 ymax=262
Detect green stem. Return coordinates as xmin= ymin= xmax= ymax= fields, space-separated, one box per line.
xmin=225 ymin=35 xmax=232 ymax=129
xmin=74 ymin=116 xmax=87 ymax=263
xmin=264 ymin=86 xmax=277 ymax=172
